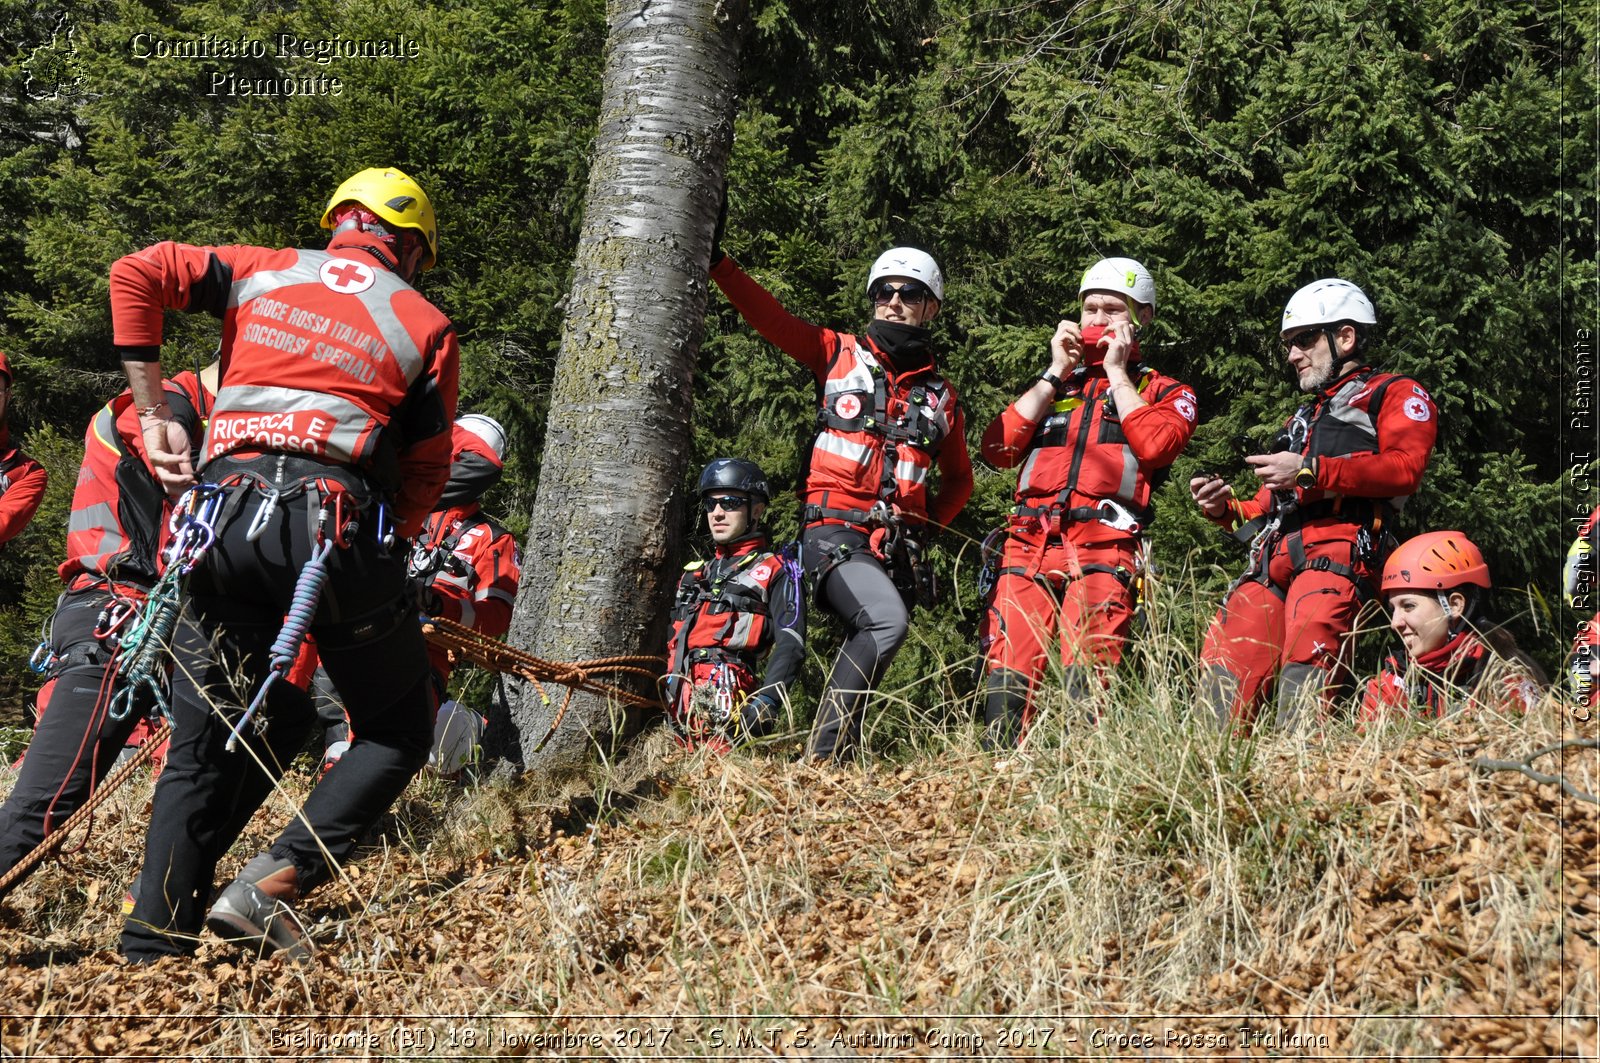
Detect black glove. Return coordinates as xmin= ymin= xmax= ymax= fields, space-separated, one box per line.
xmin=737 ymin=693 xmax=779 ymax=743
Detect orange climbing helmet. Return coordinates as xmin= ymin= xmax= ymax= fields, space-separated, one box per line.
xmin=1381 ymin=531 xmax=1491 ymax=594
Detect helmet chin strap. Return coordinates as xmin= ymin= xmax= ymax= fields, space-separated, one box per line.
xmin=1437 ymin=591 xmax=1469 ymax=636
xmin=333 ymin=214 xmax=408 ymax=276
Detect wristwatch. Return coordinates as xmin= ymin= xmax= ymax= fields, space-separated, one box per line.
xmin=1295 ymin=456 xmax=1318 ymax=490
xmin=1039 ymin=371 xmax=1065 ymax=393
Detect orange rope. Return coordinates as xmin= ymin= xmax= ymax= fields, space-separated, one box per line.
xmin=421 ymin=618 xmax=665 ymax=751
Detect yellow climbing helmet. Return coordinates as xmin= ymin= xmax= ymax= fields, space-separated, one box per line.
xmin=320 ymin=167 xmax=439 ymax=270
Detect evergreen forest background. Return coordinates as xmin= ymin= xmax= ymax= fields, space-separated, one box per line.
xmin=0 ymin=0 xmax=1594 ymax=724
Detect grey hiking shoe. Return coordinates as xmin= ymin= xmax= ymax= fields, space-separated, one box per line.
xmin=204 ymin=854 xmax=313 ymax=961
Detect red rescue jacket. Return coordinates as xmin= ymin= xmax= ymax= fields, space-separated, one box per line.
xmin=59 ymin=379 xmax=206 ymax=592
xmin=711 ymin=257 xmax=973 ymax=528
xmin=416 ymin=503 xmax=521 ymax=638
xmin=1219 ymin=366 xmax=1436 ymax=545
xmin=983 ymin=365 xmax=1195 ymax=544
xmin=1361 ymin=631 xmax=1541 ymax=720
xmin=110 ymin=233 xmax=459 ymax=535
xmin=0 ymin=427 xmax=48 ymax=548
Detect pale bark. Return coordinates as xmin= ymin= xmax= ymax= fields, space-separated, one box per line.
xmin=492 ymin=0 xmax=748 ymax=772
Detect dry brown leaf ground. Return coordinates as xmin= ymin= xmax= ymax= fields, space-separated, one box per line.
xmin=0 ymin=701 xmax=1595 ymax=1060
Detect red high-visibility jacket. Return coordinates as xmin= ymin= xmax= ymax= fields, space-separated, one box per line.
xmin=1217 ymin=366 xmax=1436 ymax=543
xmin=983 ymin=365 xmax=1195 ymax=543
xmin=711 ymin=257 xmax=973 ymax=528
xmin=59 ymin=379 xmax=205 ymax=591
xmin=0 ymin=428 xmax=47 ymax=548
xmin=110 ymin=232 xmax=458 ymax=535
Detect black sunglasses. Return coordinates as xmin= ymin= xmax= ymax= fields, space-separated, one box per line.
xmin=702 ymin=495 xmax=750 ymax=513
xmin=871 ymin=282 xmax=931 ymax=306
xmin=1283 ymin=329 xmax=1324 ymax=352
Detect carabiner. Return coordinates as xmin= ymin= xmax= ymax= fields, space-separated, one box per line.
xmin=93 ymin=597 xmax=138 ymax=640
xmin=29 ymin=641 xmax=57 ymax=673
xmin=1095 ymin=498 xmax=1143 ymax=534
xmin=376 ymin=501 xmax=395 ymax=551
xmin=245 ymin=486 xmax=280 ymax=542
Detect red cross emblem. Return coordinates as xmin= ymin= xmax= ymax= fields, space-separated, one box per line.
xmin=836 ymin=394 xmax=862 ymax=420
xmin=319 ymin=259 xmax=375 ymax=294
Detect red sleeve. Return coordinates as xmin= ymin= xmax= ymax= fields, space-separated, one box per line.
xmin=980 ymin=404 xmax=1039 ymax=468
xmin=1318 ymin=381 xmax=1436 ymax=497
xmin=928 ymin=403 xmax=973 ymax=529
xmin=1120 ymin=377 xmax=1197 ymax=469
xmin=392 ymin=331 xmax=460 ymax=537
xmin=710 ymin=255 xmax=833 ymax=378
xmin=110 ymin=241 xmax=256 ymax=355
xmin=0 ymin=455 xmax=47 ymax=545
xmin=465 ymin=529 xmax=521 ymax=639
xmin=428 ymin=521 xmax=521 ymax=633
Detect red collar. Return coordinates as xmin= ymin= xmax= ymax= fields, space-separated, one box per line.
xmin=713 ymin=535 xmax=768 ymax=561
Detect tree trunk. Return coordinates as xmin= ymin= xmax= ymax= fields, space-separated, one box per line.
xmin=490 ymin=0 xmax=748 ymax=773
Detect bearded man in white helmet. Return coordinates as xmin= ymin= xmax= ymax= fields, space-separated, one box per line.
xmin=978 ymin=257 xmax=1198 ymax=747
xmin=710 ymin=244 xmax=973 ymax=761
xmin=1189 ymin=278 xmax=1437 ymax=731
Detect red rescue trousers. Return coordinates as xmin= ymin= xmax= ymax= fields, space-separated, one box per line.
xmin=983 ymin=534 xmax=1138 ymax=680
xmin=1198 ymin=531 xmax=1370 ymax=729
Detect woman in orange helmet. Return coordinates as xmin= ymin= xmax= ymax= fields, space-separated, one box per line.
xmin=1362 ymin=530 xmax=1546 ymax=720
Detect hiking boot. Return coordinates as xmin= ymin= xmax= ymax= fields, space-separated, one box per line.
xmin=204 ymin=853 xmax=313 ymax=962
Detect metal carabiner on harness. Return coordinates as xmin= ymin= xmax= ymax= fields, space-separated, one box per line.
xmin=376 ymin=501 xmax=395 ymax=552
xmin=29 ymin=641 xmax=57 ymax=673
xmin=1095 ymin=498 xmax=1143 ymax=534
xmin=317 ymin=487 xmax=356 ymax=549
xmin=245 ymin=486 xmax=281 ymax=542
xmin=93 ymin=597 xmax=139 ymax=640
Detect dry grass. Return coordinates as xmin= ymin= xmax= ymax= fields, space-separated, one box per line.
xmin=0 ymin=606 xmax=1596 ymax=1059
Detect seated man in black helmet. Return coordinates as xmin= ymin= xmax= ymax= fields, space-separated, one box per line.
xmin=665 ymin=459 xmax=805 ymax=752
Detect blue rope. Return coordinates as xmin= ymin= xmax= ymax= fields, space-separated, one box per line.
xmin=225 ymin=537 xmax=334 ymax=752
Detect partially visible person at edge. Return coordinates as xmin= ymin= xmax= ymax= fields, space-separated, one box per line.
xmin=978 ymin=258 xmax=1197 ymax=748
xmin=0 ymin=350 xmax=48 ymax=548
xmin=1564 ymin=505 xmax=1600 ymax=709
xmin=664 ymin=458 xmax=805 ymax=753
xmin=1190 ymin=278 xmax=1437 ymax=731
xmin=0 ymin=367 xmax=216 ymax=901
xmin=1362 ymin=530 xmax=1546 ymax=720
xmin=710 ymin=245 xmax=974 ymax=762
xmin=319 ymin=413 xmax=522 ymax=776
xmin=114 ymin=166 xmax=458 ymax=963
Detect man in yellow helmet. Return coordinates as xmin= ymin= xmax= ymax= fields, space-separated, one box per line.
xmin=114 ymin=167 xmax=459 ymax=963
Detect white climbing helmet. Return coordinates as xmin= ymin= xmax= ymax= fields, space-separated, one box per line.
xmin=1079 ymin=257 xmax=1157 ymax=311
xmin=1280 ymin=278 xmax=1377 ymax=335
xmin=456 ymin=413 xmax=507 ymax=461
xmin=866 ymin=247 xmax=944 ymax=303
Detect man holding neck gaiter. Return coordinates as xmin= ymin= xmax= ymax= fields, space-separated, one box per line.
xmin=710 ymin=247 xmax=973 ymax=762
xmin=977 ymin=257 xmax=1197 ymax=748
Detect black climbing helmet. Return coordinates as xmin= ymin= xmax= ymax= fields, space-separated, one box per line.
xmin=696 ymin=458 xmax=769 ymax=503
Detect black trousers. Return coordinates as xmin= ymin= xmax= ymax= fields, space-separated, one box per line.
xmin=0 ymin=589 xmax=145 ymax=899
xmin=121 ymin=467 xmax=432 ymax=960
